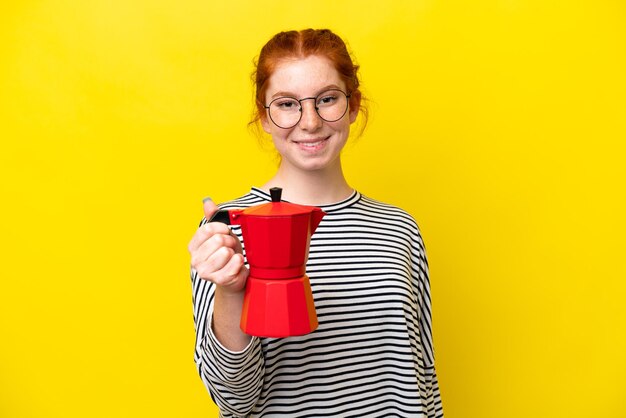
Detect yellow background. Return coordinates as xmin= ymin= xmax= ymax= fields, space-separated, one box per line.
xmin=1 ymin=1 xmax=624 ymax=417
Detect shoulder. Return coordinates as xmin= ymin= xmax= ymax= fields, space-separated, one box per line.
xmin=358 ymin=194 xmax=415 ymax=218
xmin=352 ymin=194 xmax=421 ymax=231
xmin=355 ymin=195 xmax=430 ymax=259
xmin=217 ymin=189 xmax=267 ymax=210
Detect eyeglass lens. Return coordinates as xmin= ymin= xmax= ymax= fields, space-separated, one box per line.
xmin=267 ymin=89 xmax=349 ymax=129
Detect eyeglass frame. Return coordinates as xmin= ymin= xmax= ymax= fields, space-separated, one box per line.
xmin=263 ymin=88 xmax=352 ymax=129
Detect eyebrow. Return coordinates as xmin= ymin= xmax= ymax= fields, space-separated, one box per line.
xmin=270 ymin=84 xmax=343 ymax=99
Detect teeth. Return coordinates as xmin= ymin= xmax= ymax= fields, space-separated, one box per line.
xmin=301 ymin=141 xmax=323 ymax=147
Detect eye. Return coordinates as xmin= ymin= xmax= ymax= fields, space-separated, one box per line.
xmin=317 ymin=92 xmax=338 ymax=106
xmin=273 ymin=98 xmax=299 ymax=110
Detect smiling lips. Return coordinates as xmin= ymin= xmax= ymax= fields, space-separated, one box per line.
xmin=293 ymin=137 xmax=329 ymax=150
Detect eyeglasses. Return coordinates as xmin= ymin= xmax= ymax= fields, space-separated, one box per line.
xmin=264 ymin=89 xmax=351 ymax=129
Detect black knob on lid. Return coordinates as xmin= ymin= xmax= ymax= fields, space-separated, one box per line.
xmin=270 ymin=187 xmax=282 ymax=202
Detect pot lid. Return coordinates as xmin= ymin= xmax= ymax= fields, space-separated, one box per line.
xmin=240 ymin=187 xmax=319 ymax=217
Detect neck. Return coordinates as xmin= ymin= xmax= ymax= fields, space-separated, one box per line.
xmin=261 ymin=160 xmax=352 ymax=206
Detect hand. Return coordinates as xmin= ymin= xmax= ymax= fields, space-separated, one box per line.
xmin=188 ymin=199 xmax=249 ymax=293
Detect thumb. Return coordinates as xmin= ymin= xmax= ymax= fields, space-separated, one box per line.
xmin=202 ymin=197 xmax=219 ymax=222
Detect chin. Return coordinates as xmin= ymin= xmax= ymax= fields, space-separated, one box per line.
xmin=296 ymin=156 xmax=341 ymax=172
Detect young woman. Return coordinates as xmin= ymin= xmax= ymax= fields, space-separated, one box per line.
xmin=188 ymin=29 xmax=444 ymax=417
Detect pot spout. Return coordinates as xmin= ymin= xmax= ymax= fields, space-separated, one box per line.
xmin=310 ymin=208 xmax=326 ymax=234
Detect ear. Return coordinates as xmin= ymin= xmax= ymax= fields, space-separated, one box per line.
xmin=348 ymin=90 xmax=361 ymax=124
xmin=261 ymin=114 xmax=272 ymax=134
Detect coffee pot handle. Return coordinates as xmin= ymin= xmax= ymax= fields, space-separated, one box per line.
xmin=208 ymin=209 xmax=231 ymax=225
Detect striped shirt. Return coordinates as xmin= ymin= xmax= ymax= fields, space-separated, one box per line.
xmin=191 ymin=188 xmax=444 ymax=417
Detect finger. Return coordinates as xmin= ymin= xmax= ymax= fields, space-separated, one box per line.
xmin=224 ymin=252 xmax=245 ymax=277
xmin=195 ymin=246 xmax=235 ymax=280
xmin=188 ymin=222 xmax=232 ymax=253
xmin=219 ymin=254 xmax=249 ymax=290
xmin=191 ymin=232 xmax=240 ymax=266
xmin=203 ymin=197 xmax=219 ymax=223
xmin=202 ymin=222 xmax=242 ymax=254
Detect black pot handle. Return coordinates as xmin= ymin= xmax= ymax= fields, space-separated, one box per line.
xmin=208 ymin=209 xmax=231 ymax=225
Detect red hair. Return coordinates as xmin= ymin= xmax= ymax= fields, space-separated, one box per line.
xmin=250 ymin=29 xmax=368 ymax=134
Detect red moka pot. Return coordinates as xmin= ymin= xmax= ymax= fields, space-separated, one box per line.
xmin=211 ymin=187 xmax=325 ymax=338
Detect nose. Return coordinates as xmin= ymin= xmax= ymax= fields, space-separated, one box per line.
xmin=298 ymin=100 xmax=323 ymax=131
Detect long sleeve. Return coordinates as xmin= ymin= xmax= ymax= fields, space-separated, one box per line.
xmin=190 ymin=217 xmax=265 ymax=416
xmin=411 ymin=223 xmax=444 ymax=418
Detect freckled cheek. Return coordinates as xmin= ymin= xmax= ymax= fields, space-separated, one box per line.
xmin=330 ymin=125 xmax=351 ymax=142
xmin=271 ymin=134 xmax=294 ymax=154
xmin=270 ymin=129 xmax=294 ymax=144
